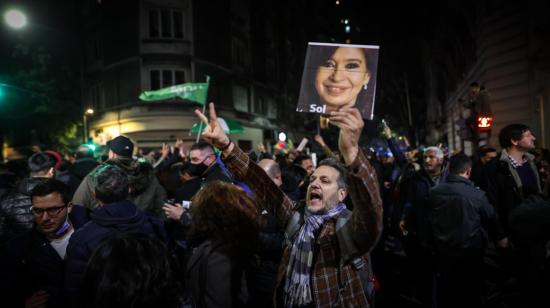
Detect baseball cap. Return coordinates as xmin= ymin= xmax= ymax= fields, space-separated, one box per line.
xmin=107 ymin=136 xmax=134 ymax=157
xmin=28 ymin=152 xmax=56 ymax=172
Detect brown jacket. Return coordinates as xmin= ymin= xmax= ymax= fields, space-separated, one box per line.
xmin=224 ymin=146 xmax=383 ymax=307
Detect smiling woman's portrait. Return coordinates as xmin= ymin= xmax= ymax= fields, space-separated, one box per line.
xmin=296 ymin=43 xmax=379 ymax=121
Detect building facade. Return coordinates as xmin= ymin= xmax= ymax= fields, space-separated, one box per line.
xmin=439 ymin=2 xmax=550 ymax=154
xmin=81 ymin=0 xmax=288 ymax=152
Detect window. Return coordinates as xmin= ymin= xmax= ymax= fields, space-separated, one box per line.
xmin=232 ymin=38 xmax=247 ymax=66
xmin=233 ymin=85 xmax=249 ymax=112
xmin=255 ymin=96 xmax=268 ymax=115
xmin=150 ymin=69 xmax=186 ymax=90
xmin=90 ymin=84 xmax=104 ymax=110
xmin=148 ymin=9 xmax=185 ymax=39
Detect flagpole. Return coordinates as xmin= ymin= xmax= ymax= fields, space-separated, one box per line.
xmin=195 ymin=75 xmax=210 ymax=144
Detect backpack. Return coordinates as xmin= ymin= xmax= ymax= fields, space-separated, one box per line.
xmin=284 ymin=206 xmax=376 ymax=306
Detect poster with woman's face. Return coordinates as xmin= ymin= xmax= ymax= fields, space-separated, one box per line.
xmin=296 ymin=42 xmax=379 ymax=120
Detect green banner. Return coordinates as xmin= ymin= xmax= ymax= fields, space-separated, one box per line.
xmin=139 ymin=82 xmax=209 ymax=105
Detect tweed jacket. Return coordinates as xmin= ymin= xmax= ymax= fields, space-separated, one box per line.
xmin=224 ymin=146 xmax=383 ymax=307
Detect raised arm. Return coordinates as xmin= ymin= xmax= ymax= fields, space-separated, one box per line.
xmin=329 ymin=107 xmax=383 ymax=254
xmin=195 ymin=103 xmax=295 ymax=227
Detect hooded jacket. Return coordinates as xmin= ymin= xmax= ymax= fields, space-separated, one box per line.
xmin=64 ymin=200 xmax=166 ymax=303
xmin=0 ymin=177 xmax=49 ymax=248
xmin=72 ymin=157 xmax=166 ymax=215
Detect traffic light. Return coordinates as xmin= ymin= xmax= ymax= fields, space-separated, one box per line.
xmin=477 ymin=116 xmax=493 ymax=131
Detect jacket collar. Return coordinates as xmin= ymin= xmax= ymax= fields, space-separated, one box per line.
xmin=445 ymin=174 xmax=473 ymax=186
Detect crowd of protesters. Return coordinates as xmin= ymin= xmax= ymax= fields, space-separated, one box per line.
xmin=0 ymin=103 xmax=549 ymax=308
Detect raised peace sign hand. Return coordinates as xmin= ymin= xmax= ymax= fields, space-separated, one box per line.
xmin=194 ymin=103 xmax=232 ymax=151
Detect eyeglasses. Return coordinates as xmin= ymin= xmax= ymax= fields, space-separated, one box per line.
xmin=30 ymin=204 xmax=67 ymax=216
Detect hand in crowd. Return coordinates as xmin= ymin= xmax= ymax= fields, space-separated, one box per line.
xmin=328 ymin=107 xmax=364 ymax=165
xmin=314 ymin=134 xmax=326 ymax=147
xmin=399 ymin=220 xmax=408 ymax=235
xmin=195 ymin=103 xmax=232 ymax=152
xmin=257 ymin=143 xmax=266 ymax=153
xmin=25 ymin=290 xmax=49 ymax=308
xmin=175 ymin=138 xmax=187 ymax=159
xmin=163 ymin=203 xmax=185 ymax=221
xmin=497 ymin=237 xmax=510 ymax=249
xmin=382 ymin=125 xmax=392 ymax=139
xmin=160 ymin=143 xmax=171 ymax=159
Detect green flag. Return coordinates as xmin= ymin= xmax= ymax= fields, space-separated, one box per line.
xmin=190 ymin=117 xmax=244 ymax=134
xmin=139 ymin=82 xmax=209 ymax=105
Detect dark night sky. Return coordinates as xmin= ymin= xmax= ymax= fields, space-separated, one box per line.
xmin=0 ymin=0 xmax=478 ymax=146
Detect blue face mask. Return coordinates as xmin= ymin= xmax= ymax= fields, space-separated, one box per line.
xmin=49 ymin=218 xmax=71 ymax=238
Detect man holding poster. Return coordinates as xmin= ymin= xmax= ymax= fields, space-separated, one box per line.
xmin=296 ymin=43 xmax=379 ymax=123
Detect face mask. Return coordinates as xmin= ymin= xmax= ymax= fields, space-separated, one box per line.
xmin=49 ymin=217 xmax=71 ymax=238
xmin=188 ymin=159 xmax=210 ymax=177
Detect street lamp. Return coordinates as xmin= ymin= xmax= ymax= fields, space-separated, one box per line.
xmin=4 ymin=9 xmax=27 ymax=30
xmin=83 ymin=108 xmax=94 ymax=143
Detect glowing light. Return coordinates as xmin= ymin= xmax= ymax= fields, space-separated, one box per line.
xmin=4 ymin=9 xmax=27 ymax=29
xmin=278 ymin=132 xmax=287 ymax=142
xmin=477 ymin=116 xmax=493 ymax=129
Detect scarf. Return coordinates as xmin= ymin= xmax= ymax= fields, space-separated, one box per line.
xmin=284 ymin=203 xmax=347 ymax=307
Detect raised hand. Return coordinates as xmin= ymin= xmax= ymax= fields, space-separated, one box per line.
xmin=328 ymin=107 xmax=364 ymax=165
xmin=314 ymin=134 xmax=326 ymax=147
xmin=257 ymin=143 xmax=266 ymax=153
xmin=194 ymin=103 xmax=231 ymax=150
xmin=175 ymin=138 xmax=187 ymax=159
xmin=160 ymin=143 xmax=170 ymax=159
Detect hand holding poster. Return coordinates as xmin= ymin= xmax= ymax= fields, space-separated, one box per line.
xmin=296 ymin=42 xmax=379 ymax=121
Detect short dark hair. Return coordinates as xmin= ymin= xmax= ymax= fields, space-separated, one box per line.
xmin=499 ymin=124 xmax=531 ymax=149
xmin=281 ymin=165 xmax=307 ymax=193
xmin=477 ymin=146 xmax=497 ymax=158
xmin=81 ymin=233 xmax=181 ymax=308
xmin=94 ymin=165 xmax=129 ymax=204
xmin=469 ymin=82 xmax=480 ymax=88
xmin=293 ymin=154 xmax=312 ymax=167
xmin=190 ymin=140 xmax=214 ymax=153
xmin=449 ymin=153 xmax=472 ymax=175
xmin=317 ymin=158 xmax=348 ymax=189
xmin=31 ymin=179 xmax=71 ymax=204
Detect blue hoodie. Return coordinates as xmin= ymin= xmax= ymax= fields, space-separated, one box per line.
xmin=64 ymin=200 xmax=166 ymax=304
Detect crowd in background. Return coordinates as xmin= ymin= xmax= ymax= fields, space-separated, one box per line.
xmin=0 ymin=113 xmax=549 ymax=307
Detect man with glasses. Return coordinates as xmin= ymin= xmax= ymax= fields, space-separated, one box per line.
xmin=0 ymin=153 xmax=56 ymax=250
xmin=1 ymin=179 xmax=88 ymax=308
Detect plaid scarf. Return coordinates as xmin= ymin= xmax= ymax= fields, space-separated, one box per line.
xmin=284 ymin=203 xmax=347 ymax=307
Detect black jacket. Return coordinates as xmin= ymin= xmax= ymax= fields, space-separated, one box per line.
xmin=1 ymin=205 xmax=89 ymax=308
xmin=67 ymin=158 xmax=99 ymax=196
xmin=0 ymin=177 xmax=49 ymax=249
xmin=429 ymin=174 xmax=503 ymax=256
xmin=485 ymin=150 xmax=541 ymax=234
xmin=186 ymin=240 xmax=248 ymax=308
xmin=401 ymin=167 xmax=448 ymax=245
